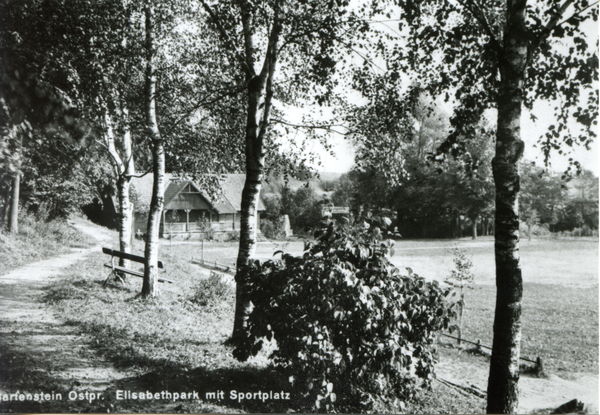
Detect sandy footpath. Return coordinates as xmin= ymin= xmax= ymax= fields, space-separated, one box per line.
xmin=0 ymin=216 xmax=132 ymax=398
xmin=435 ymin=353 xmax=598 ymax=413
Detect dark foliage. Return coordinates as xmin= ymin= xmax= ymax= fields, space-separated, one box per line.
xmin=233 ymin=220 xmax=454 ymax=412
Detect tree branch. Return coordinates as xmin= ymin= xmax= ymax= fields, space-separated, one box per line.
xmin=161 ymin=82 xmax=246 ymax=138
xmin=199 ymin=0 xmax=249 ymax=74
xmin=271 ymin=118 xmax=351 ymax=136
xmin=456 ymin=0 xmax=503 ymax=55
xmin=555 ymin=0 xmax=599 ymax=28
xmin=238 ymin=0 xmax=259 ymax=78
xmin=527 ymin=0 xmax=575 ymax=66
xmin=129 ymin=168 xmax=153 ymax=178
xmin=257 ymin=0 xmax=282 ymax=142
xmin=102 ymin=112 xmax=125 ymax=178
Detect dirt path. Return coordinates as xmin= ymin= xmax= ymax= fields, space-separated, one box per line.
xmin=0 ymin=216 xmax=134 ymax=411
xmin=435 ymin=352 xmax=598 ymax=413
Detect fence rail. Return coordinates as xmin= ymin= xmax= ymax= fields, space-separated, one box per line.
xmin=441 ymin=333 xmax=539 ymax=365
xmin=191 ymin=258 xmax=236 ymax=276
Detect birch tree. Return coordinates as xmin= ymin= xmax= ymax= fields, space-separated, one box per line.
xmin=77 ymin=0 xmax=143 ymax=270
xmin=380 ymin=0 xmax=598 ymax=412
xmin=198 ymin=0 xmax=366 ymax=342
xmin=139 ymin=0 xmax=163 ymax=297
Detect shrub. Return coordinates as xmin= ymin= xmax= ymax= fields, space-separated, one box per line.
xmin=189 ymin=272 xmax=234 ymax=309
xmin=234 ymin=221 xmax=454 ymax=412
xmin=519 ymin=222 xmax=551 ymax=238
xmin=260 ymin=218 xmax=286 ymax=240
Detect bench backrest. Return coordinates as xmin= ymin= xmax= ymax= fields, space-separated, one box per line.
xmin=102 ymin=247 xmax=164 ymax=269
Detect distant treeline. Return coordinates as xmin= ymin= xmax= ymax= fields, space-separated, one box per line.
xmin=260 ymin=163 xmax=598 ymax=240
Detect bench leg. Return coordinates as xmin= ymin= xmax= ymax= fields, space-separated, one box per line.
xmin=104 ymin=269 xmax=127 ymax=286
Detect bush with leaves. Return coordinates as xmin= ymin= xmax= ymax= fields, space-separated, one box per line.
xmin=189 ymin=272 xmax=233 ymax=310
xmin=260 ymin=217 xmax=286 ymax=240
xmin=233 ymin=221 xmax=454 ymax=412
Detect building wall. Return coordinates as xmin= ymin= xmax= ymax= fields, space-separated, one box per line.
xmin=135 ymin=210 xmax=261 ymax=239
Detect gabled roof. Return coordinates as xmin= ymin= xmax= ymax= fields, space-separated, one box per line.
xmin=221 ymin=174 xmax=266 ymax=211
xmin=163 ymin=179 xmax=238 ymax=214
xmin=163 ymin=178 xmax=188 ymax=206
xmin=130 ymin=173 xmax=265 ymax=213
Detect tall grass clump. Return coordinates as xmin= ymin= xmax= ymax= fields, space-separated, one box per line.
xmin=189 ymin=271 xmax=234 ymax=309
xmin=0 ymin=212 xmax=95 ymax=274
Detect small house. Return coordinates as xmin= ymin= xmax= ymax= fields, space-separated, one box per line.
xmin=321 ymin=203 xmax=350 ymax=219
xmin=130 ymin=173 xmax=265 ymax=241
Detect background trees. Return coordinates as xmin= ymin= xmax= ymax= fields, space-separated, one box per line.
xmin=343 ymin=84 xmax=496 ymax=239
xmin=0 ymin=0 xmax=98 ymax=231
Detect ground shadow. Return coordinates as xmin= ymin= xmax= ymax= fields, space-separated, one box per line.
xmin=0 ymin=321 xmax=114 ymax=413
xmin=0 ymin=315 xmax=310 ymax=414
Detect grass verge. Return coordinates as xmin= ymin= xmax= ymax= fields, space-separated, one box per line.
xmin=442 ymin=283 xmax=599 ymax=373
xmin=0 ymin=214 xmax=97 ymax=275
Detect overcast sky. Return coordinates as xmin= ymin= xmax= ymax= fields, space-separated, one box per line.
xmin=301 ymin=100 xmax=599 ymax=175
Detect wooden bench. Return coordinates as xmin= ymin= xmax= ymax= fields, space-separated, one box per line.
xmin=102 ymin=247 xmax=173 ymax=284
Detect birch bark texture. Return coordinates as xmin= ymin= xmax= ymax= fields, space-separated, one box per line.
xmin=142 ymin=0 xmax=165 ymax=298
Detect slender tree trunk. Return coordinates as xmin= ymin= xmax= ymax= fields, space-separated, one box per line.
xmin=117 ymin=175 xmax=133 ymax=266
xmin=472 ymin=217 xmax=478 ymax=240
xmin=6 ymin=121 xmax=22 ymax=234
xmin=118 ymin=107 xmax=135 ymax=266
xmin=232 ymin=162 xmax=263 ymax=340
xmin=8 ymin=171 xmax=20 ymax=234
xmin=231 ymin=1 xmax=282 ymax=342
xmin=486 ymin=1 xmax=527 ymax=412
xmin=1 ymin=183 xmax=9 ymax=226
xmin=141 ymin=0 xmax=164 ymax=298
xmin=119 ymin=0 xmax=135 ymax=264
xmin=142 ymin=142 xmax=165 ymax=297
xmin=453 ymin=213 xmax=459 ymax=238
xmin=103 ymin=108 xmax=135 ymax=272
xmin=232 ymin=77 xmax=268 ymax=341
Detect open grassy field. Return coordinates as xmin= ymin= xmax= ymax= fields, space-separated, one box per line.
xmin=1 ymin=225 xmax=597 ymax=413
xmin=157 ymin=235 xmax=600 ymax=374
xmin=172 ymin=235 xmax=598 ymax=287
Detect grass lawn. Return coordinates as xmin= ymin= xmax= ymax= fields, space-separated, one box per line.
xmin=449 ymin=283 xmax=599 ymax=373
xmin=387 ymin=236 xmax=598 ymax=287
xmin=2 ymin=228 xmax=597 ymax=413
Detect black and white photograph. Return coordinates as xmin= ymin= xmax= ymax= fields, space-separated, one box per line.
xmin=0 ymin=0 xmax=598 ymax=413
